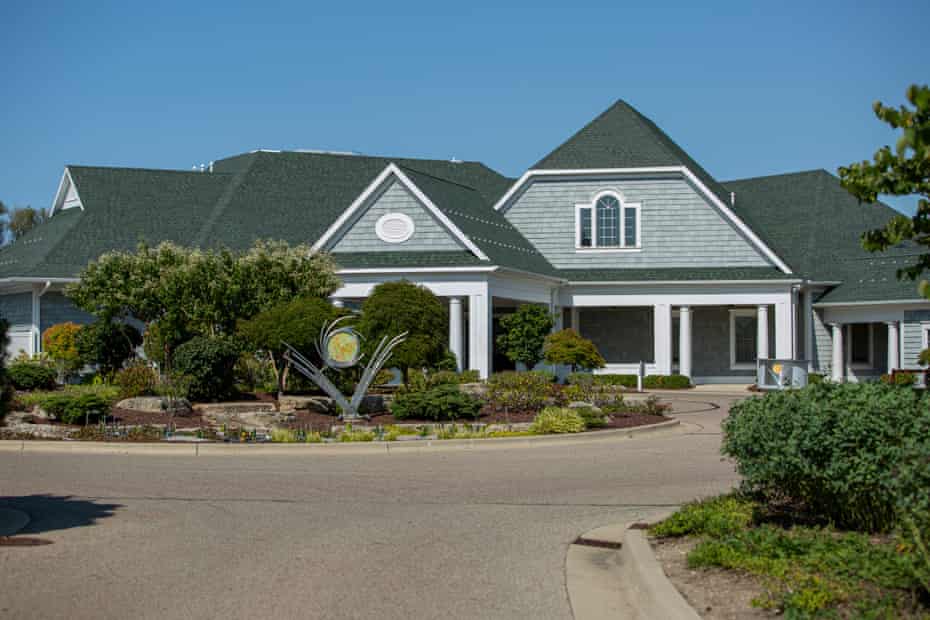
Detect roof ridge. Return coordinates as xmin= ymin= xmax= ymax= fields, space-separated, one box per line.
xmin=723 ymin=169 xmax=831 ymax=184
xmin=531 ymin=99 xmax=630 ymax=169
xmin=398 ymin=164 xmax=481 ymax=193
xmin=621 ymin=102 xmax=682 ymax=165
xmin=67 ymin=164 xmax=232 ymax=176
xmin=190 ymin=155 xmax=260 ymax=247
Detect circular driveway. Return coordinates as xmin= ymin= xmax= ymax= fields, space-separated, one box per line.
xmin=0 ymin=394 xmax=742 ymax=620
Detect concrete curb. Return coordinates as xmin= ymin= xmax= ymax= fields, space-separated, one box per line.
xmin=566 ymin=510 xmax=701 ymax=620
xmin=0 ymin=419 xmax=681 ymax=456
xmin=0 ymin=507 xmax=30 ymax=537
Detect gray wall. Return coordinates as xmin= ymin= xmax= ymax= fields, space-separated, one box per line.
xmin=503 ymin=176 xmax=772 ymax=269
xmin=40 ymin=292 xmax=94 ymax=334
xmin=332 ymin=180 xmax=464 ymax=253
xmin=579 ymin=307 xmax=654 ymax=363
xmin=0 ymin=292 xmax=33 ymax=331
xmin=813 ymin=308 xmax=831 ymax=374
xmin=902 ymin=310 xmax=930 ymax=368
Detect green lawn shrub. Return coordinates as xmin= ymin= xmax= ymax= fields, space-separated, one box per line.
xmin=40 ymin=392 xmax=114 ymax=424
xmin=485 ymin=370 xmax=555 ymax=412
xmin=572 ymin=405 xmax=608 ymax=428
xmin=390 ymin=383 xmax=482 ymax=421
xmin=650 ymin=494 xmax=756 ymax=538
xmin=9 ymin=361 xmax=57 ymax=391
xmin=172 ymin=336 xmax=240 ymax=401
xmin=115 ymin=363 xmax=158 ymax=398
xmin=529 ymin=406 xmax=586 ymax=434
xmin=722 ymin=382 xmax=930 ymax=532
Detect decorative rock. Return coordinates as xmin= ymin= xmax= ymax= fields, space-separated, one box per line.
xmin=193 ymin=402 xmax=276 ymax=416
xmin=117 ymin=396 xmax=192 ymax=414
xmin=567 ymin=401 xmax=602 ymax=413
xmin=278 ymin=395 xmax=334 ymax=414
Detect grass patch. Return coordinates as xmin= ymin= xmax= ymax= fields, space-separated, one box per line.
xmin=652 ymin=495 xmax=929 ymax=618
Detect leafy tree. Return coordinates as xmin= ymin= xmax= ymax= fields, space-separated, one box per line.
xmin=75 ymin=319 xmax=143 ymax=377
xmin=8 ymin=206 xmax=48 ymax=240
xmin=357 ymin=281 xmax=447 ymax=384
xmin=237 ymin=296 xmax=339 ymax=398
xmin=66 ymin=240 xmax=340 ymax=368
xmin=496 ymin=304 xmax=554 ymax=369
xmin=172 ymin=335 xmax=241 ymax=401
xmin=543 ymin=328 xmax=606 ymax=372
xmin=839 ymin=84 xmax=930 ymax=282
xmin=42 ymin=322 xmax=83 ymax=381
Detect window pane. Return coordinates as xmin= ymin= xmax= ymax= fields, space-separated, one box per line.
xmin=579 ymin=208 xmax=592 ymax=247
xmin=624 ymin=207 xmax=637 ymax=246
xmin=851 ymin=324 xmax=870 ymax=364
xmin=596 ymin=196 xmax=620 ymax=246
xmin=735 ymin=315 xmax=757 ymax=364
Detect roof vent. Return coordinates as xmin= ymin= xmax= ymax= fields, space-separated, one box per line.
xmin=450 ymin=157 xmax=462 ymax=164
xmin=730 ymin=191 xmax=736 ymax=206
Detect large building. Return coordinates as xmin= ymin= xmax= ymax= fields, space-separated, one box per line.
xmin=1 ymin=100 xmax=924 ymax=383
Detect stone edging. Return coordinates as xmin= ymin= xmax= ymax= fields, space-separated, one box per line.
xmin=566 ymin=512 xmax=700 ymax=620
xmin=0 ymin=419 xmax=680 ymax=456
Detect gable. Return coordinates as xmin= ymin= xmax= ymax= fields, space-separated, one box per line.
xmin=503 ymin=174 xmax=774 ymax=270
xmin=330 ymin=179 xmax=466 ymax=253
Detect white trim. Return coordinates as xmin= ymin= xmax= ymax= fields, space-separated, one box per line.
xmin=921 ymin=322 xmax=930 ymax=359
xmin=729 ymin=308 xmax=758 ymax=370
xmin=567 ymin=278 xmax=802 ymax=286
xmin=311 ymin=163 xmax=489 ymax=261
xmin=374 ymin=212 xmax=415 ymax=243
xmin=846 ymin=323 xmax=874 ymax=369
xmin=49 ymin=167 xmax=84 ymax=216
xmin=815 ymin=299 xmax=930 ymax=307
xmin=493 ymin=166 xmax=792 ymax=274
xmin=0 ymin=277 xmax=80 ymax=285
xmin=573 ymin=190 xmax=642 ymax=251
xmin=337 ymin=266 xmax=497 ymax=275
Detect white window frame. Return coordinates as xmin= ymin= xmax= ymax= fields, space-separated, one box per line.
xmin=846 ymin=323 xmax=874 ymax=369
xmin=729 ymin=308 xmax=758 ymax=370
xmin=574 ymin=190 xmax=641 ymax=252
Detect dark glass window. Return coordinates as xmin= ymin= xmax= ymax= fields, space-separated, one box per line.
xmin=596 ymin=195 xmax=620 ymax=246
xmin=850 ymin=324 xmax=871 ymax=364
xmin=579 ymin=208 xmax=592 ymax=247
xmin=735 ymin=315 xmax=757 ymax=364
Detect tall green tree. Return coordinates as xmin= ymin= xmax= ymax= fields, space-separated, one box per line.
xmin=66 ymin=240 xmax=340 ymax=368
xmin=357 ymin=281 xmax=447 ymax=384
xmin=839 ymin=84 xmax=930 ymax=284
xmin=496 ymin=304 xmax=554 ymax=369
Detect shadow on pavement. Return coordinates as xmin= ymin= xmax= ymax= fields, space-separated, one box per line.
xmin=1 ymin=495 xmax=121 ymax=535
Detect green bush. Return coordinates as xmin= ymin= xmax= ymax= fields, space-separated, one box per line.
xmin=8 ymin=361 xmax=57 ymax=391
xmin=41 ymin=392 xmax=113 ymax=424
xmin=722 ymin=383 xmax=930 ymax=532
xmin=567 ymin=373 xmax=637 ymax=388
xmin=115 ymin=363 xmax=158 ymax=399
xmin=75 ymin=319 xmax=142 ymax=377
xmin=172 ymin=336 xmax=240 ymax=401
xmin=390 ymin=384 xmax=482 ymax=421
xmin=562 ymin=376 xmax=625 ymax=409
xmin=644 ymin=374 xmax=691 ymax=389
xmin=880 ymin=372 xmax=917 ymax=386
xmin=485 ymin=370 xmax=554 ymax=412
xmin=807 ymin=372 xmax=825 ymax=385
xmin=496 ymin=304 xmax=554 ymax=369
xmin=650 ymin=494 xmax=756 ymax=538
xmin=530 ymin=407 xmax=586 ymax=434
xmin=572 ymin=405 xmax=608 ymax=429
xmin=889 ymin=428 xmax=930 ymax=588
xmin=543 ymin=328 xmax=606 ymax=371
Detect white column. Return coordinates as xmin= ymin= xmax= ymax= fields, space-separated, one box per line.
xmin=654 ymin=303 xmax=672 ymax=375
xmin=802 ymin=288 xmax=814 ymax=370
xmin=830 ymin=323 xmax=844 ymax=382
xmin=886 ymin=321 xmax=900 ymax=374
xmin=678 ymin=306 xmax=692 ymax=379
xmin=774 ymin=299 xmax=792 ymax=359
xmin=31 ymin=284 xmax=42 ymax=356
xmin=757 ymin=304 xmax=770 ymax=360
xmin=448 ymin=297 xmax=464 ymax=372
xmin=468 ymin=293 xmax=492 ymax=379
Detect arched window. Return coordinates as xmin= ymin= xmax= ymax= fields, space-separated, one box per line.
xmin=576 ymin=191 xmax=640 ymax=250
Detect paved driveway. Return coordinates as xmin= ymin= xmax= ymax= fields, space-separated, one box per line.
xmin=0 ymin=394 xmax=741 ymax=620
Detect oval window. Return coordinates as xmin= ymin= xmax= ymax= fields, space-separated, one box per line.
xmin=375 ymin=213 xmax=415 ymax=243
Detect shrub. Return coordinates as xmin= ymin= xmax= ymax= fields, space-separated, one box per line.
xmin=529 ymin=407 xmax=586 ymax=434
xmin=889 ymin=430 xmax=930 ymax=589
xmin=390 ymin=384 xmax=482 ymax=421
xmin=427 ymin=369 xmax=480 ymax=386
xmin=172 ymin=336 xmax=240 ymax=401
xmin=572 ymin=405 xmax=608 ymax=429
xmin=562 ymin=377 xmax=625 ymax=409
xmin=880 ymin=372 xmax=917 ymax=386
xmin=543 ymin=329 xmax=606 ymax=371
xmin=41 ymin=392 xmax=113 ymax=424
xmin=485 ymin=370 xmax=554 ymax=412
xmin=8 ymin=361 xmax=57 ymax=391
xmin=42 ymin=322 xmax=84 ymax=380
xmin=75 ymin=319 xmax=142 ymax=377
xmin=807 ymin=372 xmax=825 ymax=385
xmin=568 ymin=373 xmax=637 ymax=388
xmin=496 ymin=304 xmax=554 ymax=369
xmin=115 ymin=363 xmax=158 ymax=398
xmin=722 ymin=383 xmax=930 ymax=532
xmin=644 ymin=374 xmax=691 ymax=389
xmin=650 ymin=494 xmax=756 ymax=538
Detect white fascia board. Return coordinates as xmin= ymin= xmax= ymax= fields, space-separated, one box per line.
xmin=312 ymin=163 xmax=489 ymax=261
xmin=49 ymin=167 xmax=83 ymax=217
xmin=567 ymin=278 xmax=802 ymax=286
xmin=814 ymin=299 xmax=930 ymax=308
xmin=0 ymin=277 xmax=80 ymax=284
xmin=494 ymin=166 xmax=794 ymax=275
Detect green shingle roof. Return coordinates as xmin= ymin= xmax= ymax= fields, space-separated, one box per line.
xmin=559 ymin=266 xmax=795 ymax=282
xmin=722 ymin=169 xmax=921 ymax=303
xmin=332 ymin=251 xmax=485 ymax=269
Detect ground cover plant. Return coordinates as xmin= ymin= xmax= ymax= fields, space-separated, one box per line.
xmin=529 ymin=407 xmax=585 ymax=434
xmin=390 ymin=383 xmax=482 ymax=421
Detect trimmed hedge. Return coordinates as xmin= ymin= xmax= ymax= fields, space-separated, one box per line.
xmin=566 ymin=373 xmax=691 ymax=389
xmin=8 ymin=362 xmax=57 ymax=391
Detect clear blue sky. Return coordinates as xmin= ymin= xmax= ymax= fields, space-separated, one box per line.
xmin=2 ymin=1 xmax=927 ymax=215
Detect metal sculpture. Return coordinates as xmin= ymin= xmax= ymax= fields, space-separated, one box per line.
xmin=282 ymin=315 xmax=407 ymax=420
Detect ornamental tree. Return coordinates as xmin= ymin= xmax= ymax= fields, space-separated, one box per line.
xmin=357 ymin=281 xmax=447 ymax=384
xmin=839 ymin=84 xmax=930 ymax=282
xmin=496 ymin=304 xmax=554 ymax=369
xmin=75 ymin=319 xmax=143 ymax=378
xmin=237 ymin=296 xmax=340 ymax=398
xmin=42 ymin=322 xmax=83 ymax=381
xmin=543 ymin=328 xmax=606 ymax=372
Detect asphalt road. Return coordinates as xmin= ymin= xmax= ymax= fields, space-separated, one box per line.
xmin=0 ymin=395 xmax=740 ymax=620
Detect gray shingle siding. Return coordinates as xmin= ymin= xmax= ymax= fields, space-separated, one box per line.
xmin=40 ymin=293 xmax=93 ymax=334
xmin=331 ymin=181 xmax=464 ymax=253
xmin=0 ymin=293 xmax=33 ymax=331
xmin=902 ymin=310 xmax=930 ymax=368
xmin=813 ymin=308 xmax=832 ymax=374
xmin=503 ymin=177 xmax=771 ymax=269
